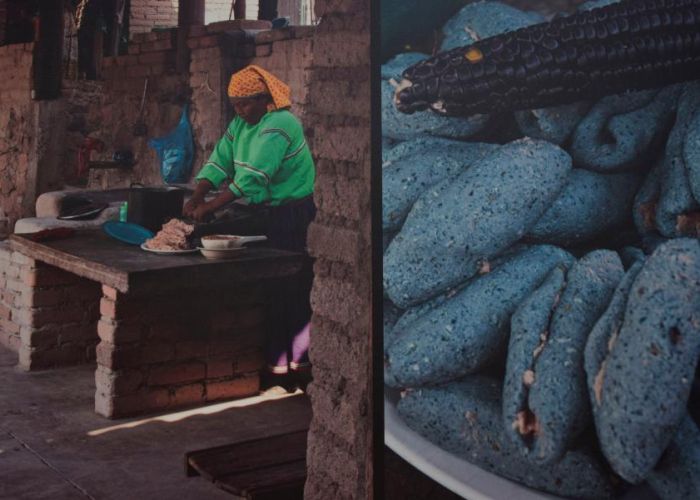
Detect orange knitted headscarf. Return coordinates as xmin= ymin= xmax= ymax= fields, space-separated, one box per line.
xmin=227 ymin=65 xmax=292 ymax=111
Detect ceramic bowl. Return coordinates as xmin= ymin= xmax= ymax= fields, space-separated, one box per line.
xmin=200 ymin=234 xmax=267 ymax=250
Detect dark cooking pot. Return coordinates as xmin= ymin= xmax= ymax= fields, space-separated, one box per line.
xmin=127 ymin=184 xmax=184 ymax=232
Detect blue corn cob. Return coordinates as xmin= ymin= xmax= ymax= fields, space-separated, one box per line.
xmin=394 ymin=0 xmax=700 ymax=117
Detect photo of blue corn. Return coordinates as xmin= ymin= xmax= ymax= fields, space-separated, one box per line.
xmin=383 ymin=0 xmax=700 ymax=497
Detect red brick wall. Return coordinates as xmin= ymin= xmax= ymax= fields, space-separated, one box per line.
xmin=129 ymin=0 xmax=179 ymax=34
xmin=130 ymin=0 xmax=262 ymax=34
xmin=85 ymin=29 xmax=189 ymax=188
xmin=303 ymin=0 xmax=373 ymax=498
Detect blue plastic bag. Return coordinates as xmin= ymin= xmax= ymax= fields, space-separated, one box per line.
xmin=148 ymin=104 xmax=194 ymax=184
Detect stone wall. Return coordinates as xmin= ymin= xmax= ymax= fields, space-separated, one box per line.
xmin=0 ymin=43 xmax=37 ymax=229
xmin=303 ymin=0 xmax=372 ymax=498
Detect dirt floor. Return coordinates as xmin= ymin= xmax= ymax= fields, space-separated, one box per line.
xmin=0 ymin=345 xmax=311 ymax=500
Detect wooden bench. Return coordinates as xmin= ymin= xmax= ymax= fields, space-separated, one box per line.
xmin=185 ymin=429 xmax=308 ymax=499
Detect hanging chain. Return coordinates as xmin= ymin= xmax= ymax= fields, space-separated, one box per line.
xmin=75 ymin=0 xmax=90 ymax=29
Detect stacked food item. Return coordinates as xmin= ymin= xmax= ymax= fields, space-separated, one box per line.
xmin=383 ymin=1 xmax=700 ymax=498
xmin=143 ymin=219 xmax=195 ymax=251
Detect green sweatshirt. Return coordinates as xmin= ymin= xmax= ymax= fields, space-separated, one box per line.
xmin=195 ymin=109 xmax=315 ymax=206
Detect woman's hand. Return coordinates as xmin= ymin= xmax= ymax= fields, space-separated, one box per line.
xmin=192 ymin=202 xmax=214 ymax=222
xmin=183 ymin=198 xmax=201 ymax=218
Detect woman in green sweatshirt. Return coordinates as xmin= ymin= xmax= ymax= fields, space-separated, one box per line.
xmin=184 ymin=65 xmax=315 ymax=389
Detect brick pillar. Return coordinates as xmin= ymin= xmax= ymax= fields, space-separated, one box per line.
xmin=0 ymin=242 xmax=23 ymax=352
xmin=8 ymin=255 xmax=102 ymax=371
xmin=95 ymin=284 xmax=265 ymax=418
xmin=303 ymin=0 xmax=373 ymax=498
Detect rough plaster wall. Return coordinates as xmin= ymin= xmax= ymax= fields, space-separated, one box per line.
xmin=0 ymin=43 xmax=37 ymax=227
xmin=303 ymin=0 xmax=372 ymax=498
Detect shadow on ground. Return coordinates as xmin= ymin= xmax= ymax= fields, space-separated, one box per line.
xmin=0 ymin=345 xmax=311 ymax=500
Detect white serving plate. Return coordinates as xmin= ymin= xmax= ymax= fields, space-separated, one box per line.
xmin=140 ymin=243 xmax=199 ymax=255
xmin=385 ymin=388 xmax=654 ymax=500
xmin=385 ymin=387 xmax=559 ymax=500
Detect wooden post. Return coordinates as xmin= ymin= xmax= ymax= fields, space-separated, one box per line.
xmin=233 ymin=0 xmax=246 ymax=19
xmin=258 ymin=0 xmax=278 ymax=21
xmin=176 ymin=0 xmax=205 ymax=73
xmin=33 ymin=0 xmax=63 ymax=100
xmin=0 ymin=0 xmax=7 ymax=45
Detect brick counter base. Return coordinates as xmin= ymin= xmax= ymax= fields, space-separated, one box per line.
xmin=95 ymin=284 xmax=265 ymax=418
xmin=0 ymin=242 xmax=101 ymax=368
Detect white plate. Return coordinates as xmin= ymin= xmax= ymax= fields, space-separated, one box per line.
xmin=385 ymin=388 xmax=559 ymax=500
xmin=385 ymin=388 xmax=653 ymax=500
xmin=140 ymin=243 xmax=199 ymax=255
xmin=197 ymin=247 xmax=245 ymax=260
